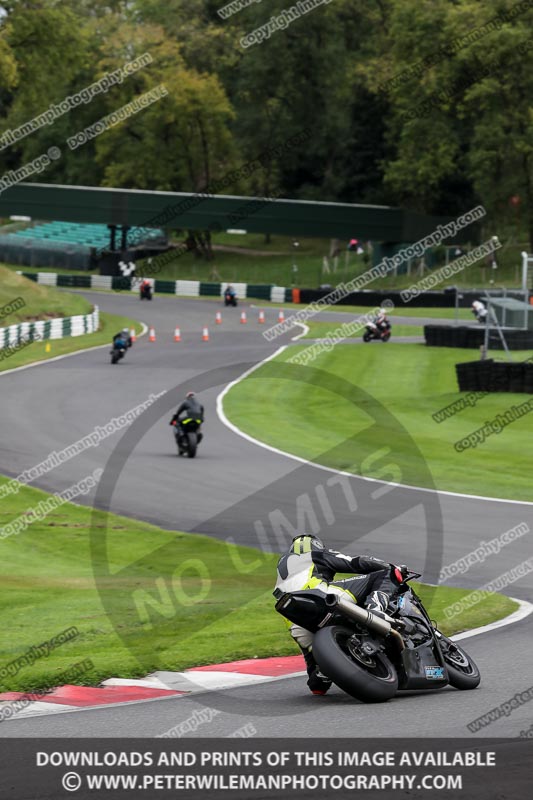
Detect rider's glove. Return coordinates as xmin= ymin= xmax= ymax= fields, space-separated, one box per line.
xmin=391 ymin=564 xmax=408 ymax=584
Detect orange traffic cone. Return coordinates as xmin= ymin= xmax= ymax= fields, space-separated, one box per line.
xmin=202 ymin=326 xmax=209 ymax=342
xmin=215 ymin=311 xmax=222 ymax=325
xmin=278 ymin=309 xmax=285 ymax=323
xmin=174 ymin=327 xmax=181 ymax=342
xmin=149 ymin=326 xmax=156 ymax=342
xmin=258 ymin=310 xmax=265 ymax=324
xmin=130 ymin=327 xmax=136 ymax=342
xmin=240 ymin=311 xmax=247 ymax=324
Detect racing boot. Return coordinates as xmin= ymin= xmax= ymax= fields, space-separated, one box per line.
xmin=303 ymin=649 xmax=331 ymax=696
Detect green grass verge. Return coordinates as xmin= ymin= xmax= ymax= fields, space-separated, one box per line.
xmin=0 ymin=478 xmax=516 ymax=692
xmin=224 ymin=344 xmax=533 ymax=501
xmin=267 ymin=303 xmax=475 ymax=320
xmin=0 ymin=312 xmax=144 ymax=372
xmin=0 ymin=263 xmax=90 ymax=277
xmin=302 ymin=321 xmax=423 ymax=338
xmin=0 ymin=265 xmax=91 ymax=325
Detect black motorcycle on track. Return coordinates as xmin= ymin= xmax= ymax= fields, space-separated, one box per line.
xmin=224 ymin=290 xmax=237 ymax=307
xmin=172 ymin=417 xmax=203 ymax=458
xmin=275 ymin=570 xmax=480 ymax=703
xmin=110 ymin=341 xmax=127 ymax=365
xmin=363 ymin=322 xmax=391 ymax=342
xmin=140 ymin=283 xmax=153 ymax=300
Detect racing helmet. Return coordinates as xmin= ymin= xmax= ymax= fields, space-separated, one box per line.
xmin=186 ymin=391 xmax=195 ymax=398
xmin=290 ymin=534 xmax=324 ymax=554
xmin=122 ymin=327 xmax=129 ymax=334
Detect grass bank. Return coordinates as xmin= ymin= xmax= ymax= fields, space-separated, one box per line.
xmin=301 ymin=321 xmax=423 ymax=338
xmin=0 ymin=265 xmax=91 ymax=325
xmin=224 ymin=344 xmax=533 ymax=501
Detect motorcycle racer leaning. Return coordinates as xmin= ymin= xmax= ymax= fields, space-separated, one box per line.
xmin=112 ymin=327 xmax=132 ymax=348
xmin=375 ymin=309 xmax=391 ymax=333
xmin=274 ymin=535 xmax=407 ymax=695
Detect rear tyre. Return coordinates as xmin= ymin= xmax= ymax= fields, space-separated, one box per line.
xmin=437 ymin=633 xmax=480 ymax=689
xmin=313 ymin=625 xmax=398 ymax=703
xmin=382 ymin=331 xmax=391 ymax=342
xmin=186 ymin=432 xmax=197 ymax=458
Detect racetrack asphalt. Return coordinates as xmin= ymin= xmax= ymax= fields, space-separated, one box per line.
xmin=1 ymin=289 xmax=532 ymax=737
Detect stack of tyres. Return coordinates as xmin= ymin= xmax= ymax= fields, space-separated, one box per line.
xmin=455 ymin=360 xmax=482 ymax=391
xmin=477 ymin=359 xmax=495 ymax=391
xmin=523 ymin=363 xmax=533 ymax=393
xmin=466 ymin=327 xmax=484 ymax=348
xmin=424 ymin=325 xmax=449 ymax=346
xmin=489 ymin=362 xmax=510 ymax=392
xmin=470 ymin=359 xmax=485 ymax=391
xmin=508 ymin=363 xmax=525 ymax=393
xmin=455 ymin=327 xmax=469 ymax=348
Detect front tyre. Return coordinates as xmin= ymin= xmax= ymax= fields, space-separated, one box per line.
xmin=313 ymin=625 xmax=398 ymax=703
xmin=363 ymin=331 xmax=372 ymax=342
xmin=438 ymin=633 xmax=481 ymax=689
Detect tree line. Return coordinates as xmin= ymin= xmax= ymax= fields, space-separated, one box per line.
xmin=0 ymin=0 xmax=531 ymax=247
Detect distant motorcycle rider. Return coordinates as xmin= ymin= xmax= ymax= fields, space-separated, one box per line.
xmin=170 ymin=391 xmax=204 ymax=443
xmin=224 ymin=285 xmax=237 ymax=306
xmin=140 ymin=279 xmax=152 ymax=299
xmin=374 ymin=309 xmax=391 ymax=333
xmin=112 ymin=327 xmax=132 ymax=348
xmin=274 ymin=535 xmax=407 ymax=695
xmin=471 ymin=300 xmax=487 ymax=322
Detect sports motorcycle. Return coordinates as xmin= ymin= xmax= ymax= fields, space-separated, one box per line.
xmin=363 ymin=322 xmax=391 ymax=342
xmin=275 ymin=570 xmax=480 ymax=703
xmin=140 ymin=283 xmax=153 ymax=300
xmin=110 ymin=340 xmax=127 ymax=364
xmin=172 ymin=418 xmax=203 ymax=458
xmin=224 ymin=290 xmax=237 ymax=307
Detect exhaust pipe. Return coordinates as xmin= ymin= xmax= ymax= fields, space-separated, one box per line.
xmin=326 ymin=594 xmax=405 ymax=650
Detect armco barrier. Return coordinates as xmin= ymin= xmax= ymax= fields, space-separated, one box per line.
xmin=153 ymin=280 xmax=176 ymax=294
xmin=455 ymin=358 xmax=533 ymax=393
xmin=56 ymin=274 xmax=92 ymax=288
xmin=0 ymin=305 xmax=99 ymax=351
xmin=18 ymin=271 xmax=530 ymax=310
xmin=18 ymin=272 xmax=281 ymax=302
xmin=425 ymin=325 xmax=533 ymax=350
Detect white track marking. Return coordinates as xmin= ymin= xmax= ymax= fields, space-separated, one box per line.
xmin=291 ymin=322 xmax=309 ymax=340
xmin=451 ymin=597 xmax=533 ymax=641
